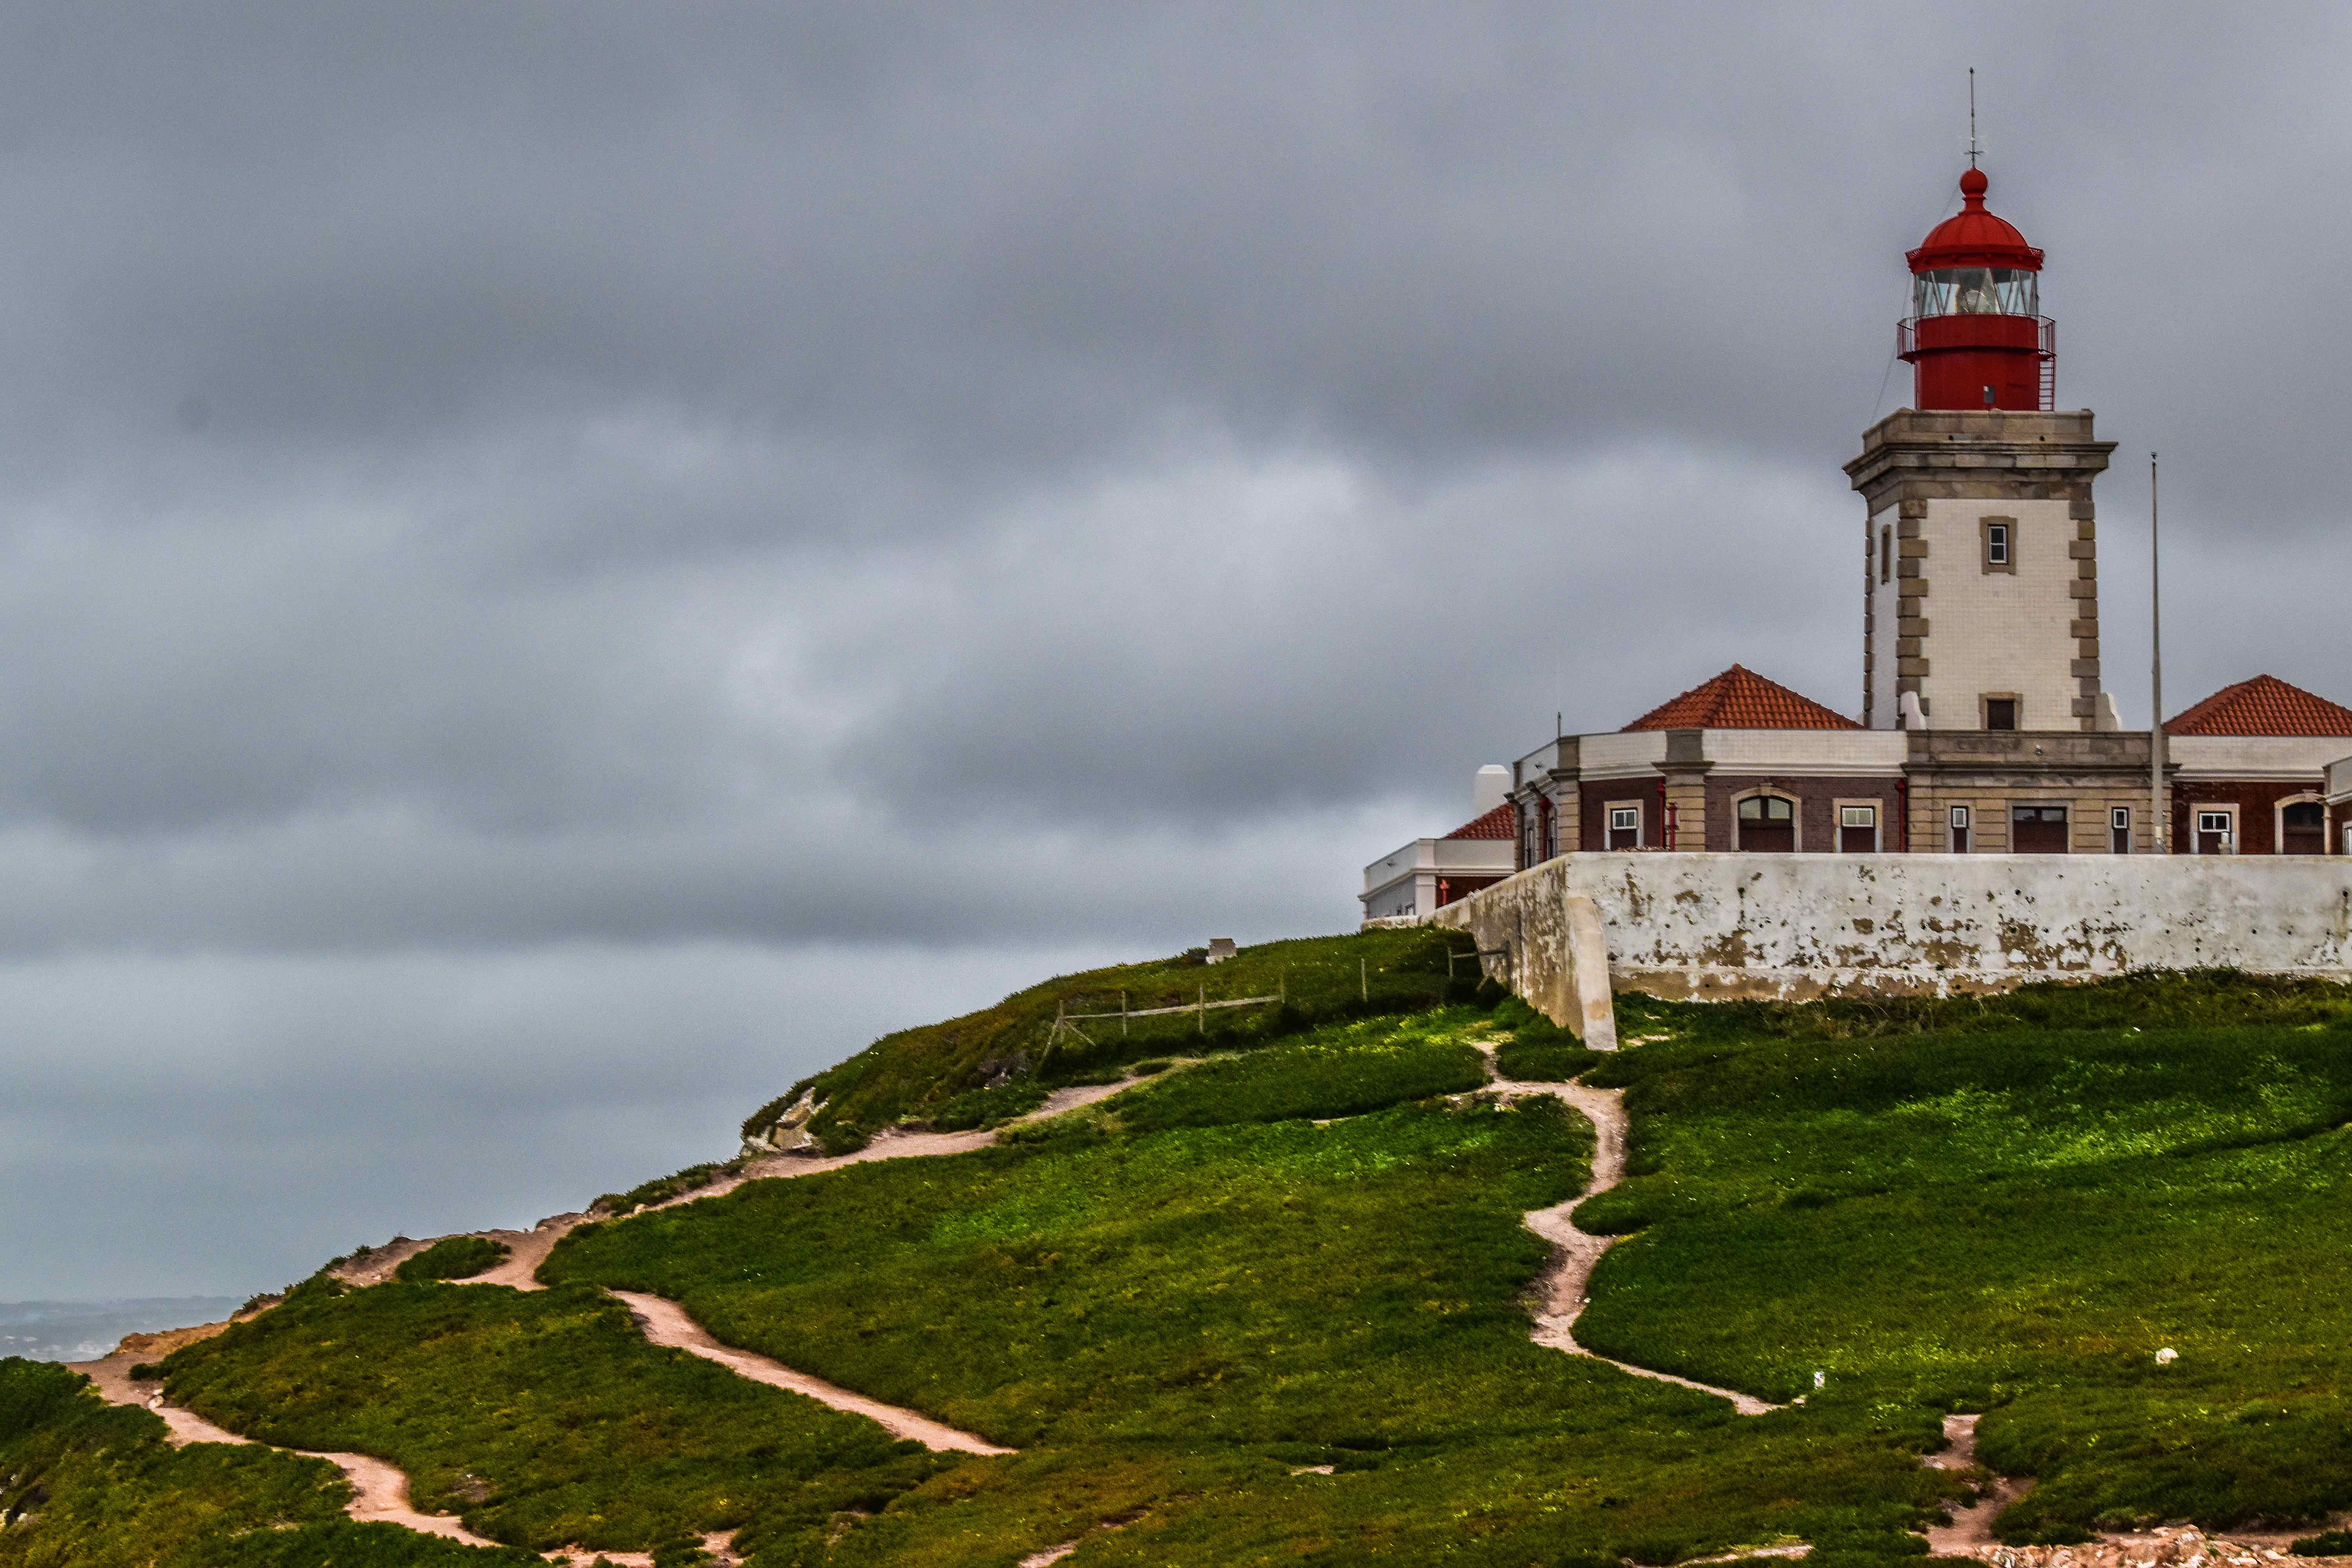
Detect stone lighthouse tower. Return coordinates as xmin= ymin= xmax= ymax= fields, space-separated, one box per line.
xmin=1846 ymin=165 xmax=2117 ymax=733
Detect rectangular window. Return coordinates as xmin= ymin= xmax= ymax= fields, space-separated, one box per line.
xmin=1607 ymin=806 xmax=1641 ymax=851
xmin=1986 ymin=697 xmax=2018 ymax=731
xmin=1982 ymin=515 xmax=2017 ymax=574
xmin=1949 ymin=804 xmax=1971 ymax=854
xmin=2197 ymin=809 xmax=2235 ymax=855
xmin=2111 ymin=806 xmax=2131 ymax=854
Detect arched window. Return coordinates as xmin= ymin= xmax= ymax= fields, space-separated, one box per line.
xmin=1737 ymin=794 xmax=1795 ymax=852
xmin=2282 ymin=800 xmax=2327 ymax=855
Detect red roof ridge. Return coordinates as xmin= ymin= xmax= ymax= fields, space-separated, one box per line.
xmin=2164 ymin=674 xmax=2352 ymax=737
xmin=1442 ymin=803 xmax=1515 ymax=840
xmin=1623 ymin=665 xmax=1861 ymax=733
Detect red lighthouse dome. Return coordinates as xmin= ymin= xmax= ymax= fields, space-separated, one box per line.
xmin=1897 ymin=167 xmax=2054 ymax=411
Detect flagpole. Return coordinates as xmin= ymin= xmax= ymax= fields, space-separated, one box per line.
xmin=2149 ymin=452 xmax=2165 ymax=853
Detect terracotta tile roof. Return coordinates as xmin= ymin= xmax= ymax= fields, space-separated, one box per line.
xmin=1622 ymin=664 xmax=1861 ymax=732
xmin=2165 ymin=674 xmax=2352 ymax=737
xmin=1442 ymin=803 xmax=1516 ymax=840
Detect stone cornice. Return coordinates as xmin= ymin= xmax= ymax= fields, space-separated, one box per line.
xmin=1846 ymin=409 xmax=2118 ymax=511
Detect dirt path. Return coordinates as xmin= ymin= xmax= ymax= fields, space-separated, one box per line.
xmin=1918 ymin=1414 xmax=2343 ymax=1568
xmin=1945 ymin=1529 xmax=2328 ymax=1568
xmin=67 ymin=1352 xmax=503 ymax=1546
xmin=1924 ymin=1413 xmax=2030 ymax=1553
xmin=396 ymin=1074 xmax=1169 ymax=1299
xmin=1479 ymin=1048 xmax=1781 ymax=1416
xmin=610 ymin=1289 xmax=1014 ymax=1455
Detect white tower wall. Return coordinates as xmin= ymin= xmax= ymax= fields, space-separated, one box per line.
xmin=1846 ymin=409 xmax=2114 ymax=734
xmin=1914 ymin=495 xmax=2081 ymax=730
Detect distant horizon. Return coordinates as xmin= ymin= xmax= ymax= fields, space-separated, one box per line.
xmin=0 ymin=1295 xmax=243 ymax=1365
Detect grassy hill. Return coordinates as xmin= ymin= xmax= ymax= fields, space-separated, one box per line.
xmin=8 ymin=934 xmax=2352 ymax=1566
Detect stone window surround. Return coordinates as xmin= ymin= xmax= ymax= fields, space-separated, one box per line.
xmin=1981 ymin=514 xmax=2017 ymax=573
xmin=2191 ymin=802 xmax=2239 ymax=855
xmin=1730 ymin=787 xmax=1803 ymax=852
xmin=1833 ymin=797 xmax=1884 ymax=852
xmin=1947 ymin=801 xmax=1972 ymax=853
xmin=1981 ymin=691 xmax=2024 ymax=731
xmin=1604 ymin=799 xmax=1645 ymax=849
xmin=2275 ymin=792 xmax=2329 ymax=855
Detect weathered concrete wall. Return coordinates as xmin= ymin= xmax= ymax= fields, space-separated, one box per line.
xmin=1425 ymin=852 xmax=2352 ymax=1004
xmin=1419 ymin=888 xmax=1617 ymax=1046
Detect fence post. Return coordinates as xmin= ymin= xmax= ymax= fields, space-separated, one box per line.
xmin=1197 ymin=984 xmax=1205 ymax=1034
xmin=1360 ymin=958 xmax=1367 ymax=1003
xmin=1122 ymin=990 xmax=1128 ymax=1036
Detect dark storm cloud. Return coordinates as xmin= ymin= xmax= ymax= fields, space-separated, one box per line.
xmin=4 ymin=3 xmax=2349 ymax=1298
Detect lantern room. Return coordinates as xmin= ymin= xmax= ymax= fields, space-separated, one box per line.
xmin=1898 ymin=167 xmax=2054 ymax=411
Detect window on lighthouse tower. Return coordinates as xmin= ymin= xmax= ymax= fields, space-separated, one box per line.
xmin=1912 ymin=267 xmax=2039 ymax=318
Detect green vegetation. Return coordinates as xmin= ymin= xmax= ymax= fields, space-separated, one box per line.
xmin=1491 ymin=996 xmax=1611 ymax=1082
xmin=739 ymin=928 xmax=1478 ymax=1151
xmin=1571 ymin=974 xmax=2352 ymax=1541
xmin=0 ymin=1356 xmax=537 ymax=1566
xmin=157 ymin=1278 xmax=950 ymax=1554
xmin=392 ymin=1236 xmax=510 ymax=1283
xmin=544 ymin=1031 xmax=1959 ymax=1566
xmin=78 ymin=957 xmax=2352 ymax=1564
xmin=922 ymin=1078 xmax=1053 ymax=1131
xmin=1106 ymin=1009 xmax=1490 ymax=1133
xmin=594 ymin=1160 xmax=740 ymax=1218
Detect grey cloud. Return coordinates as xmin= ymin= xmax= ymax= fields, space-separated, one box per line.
xmin=4 ymin=2 xmax=2351 ymax=1299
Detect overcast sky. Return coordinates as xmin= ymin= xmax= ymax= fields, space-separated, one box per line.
xmin=4 ymin=3 xmax=2349 ymax=1301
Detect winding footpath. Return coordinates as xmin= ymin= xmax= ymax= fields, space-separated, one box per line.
xmin=68 ymin=1048 xmax=1811 ymax=1560
xmin=67 ymin=1076 xmax=1138 ymax=1559
xmin=1475 ymin=1047 xmax=1782 ymax=1416
xmin=610 ymin=1290 xmax=1012 ymax=1455
xmin=65 ymin=1352 xmax=503 ymax=1546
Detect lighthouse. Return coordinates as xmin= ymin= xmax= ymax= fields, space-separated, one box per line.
xmin=1847 ymin=164 xmax=2116 ymax=737
xmin=1899 ymin=166 xmax=2053 ymax=412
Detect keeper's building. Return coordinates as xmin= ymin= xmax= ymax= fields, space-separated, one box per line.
xmin=1363 ymin=164 xmax=2352 ymax=920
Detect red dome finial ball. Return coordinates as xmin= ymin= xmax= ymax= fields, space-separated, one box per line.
xmin=1897 ymin=166 xmax=2053 ymax=411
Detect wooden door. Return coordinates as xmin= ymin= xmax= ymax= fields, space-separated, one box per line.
xmin=2196 ymin=810 xmax=2234 ymax=855
xmin=1838 ymin=805 xmax=1878 ymax=853
xmin=2011 ymin=805 xmax=2069 ymax=853
xmin=1737 ymin=796 xmax=1794 ymax=851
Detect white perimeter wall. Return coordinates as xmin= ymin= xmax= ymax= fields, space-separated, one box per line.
xmin=1426 ymin=851 xmax=2352 ymax=1001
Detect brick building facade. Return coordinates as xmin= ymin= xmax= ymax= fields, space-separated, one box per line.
xmin=1360 ymin=160 xmax=2352 ymax=920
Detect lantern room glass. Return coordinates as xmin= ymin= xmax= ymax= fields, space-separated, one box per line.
xmin=1911 ymin=267 xmax=2039 ymax=319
